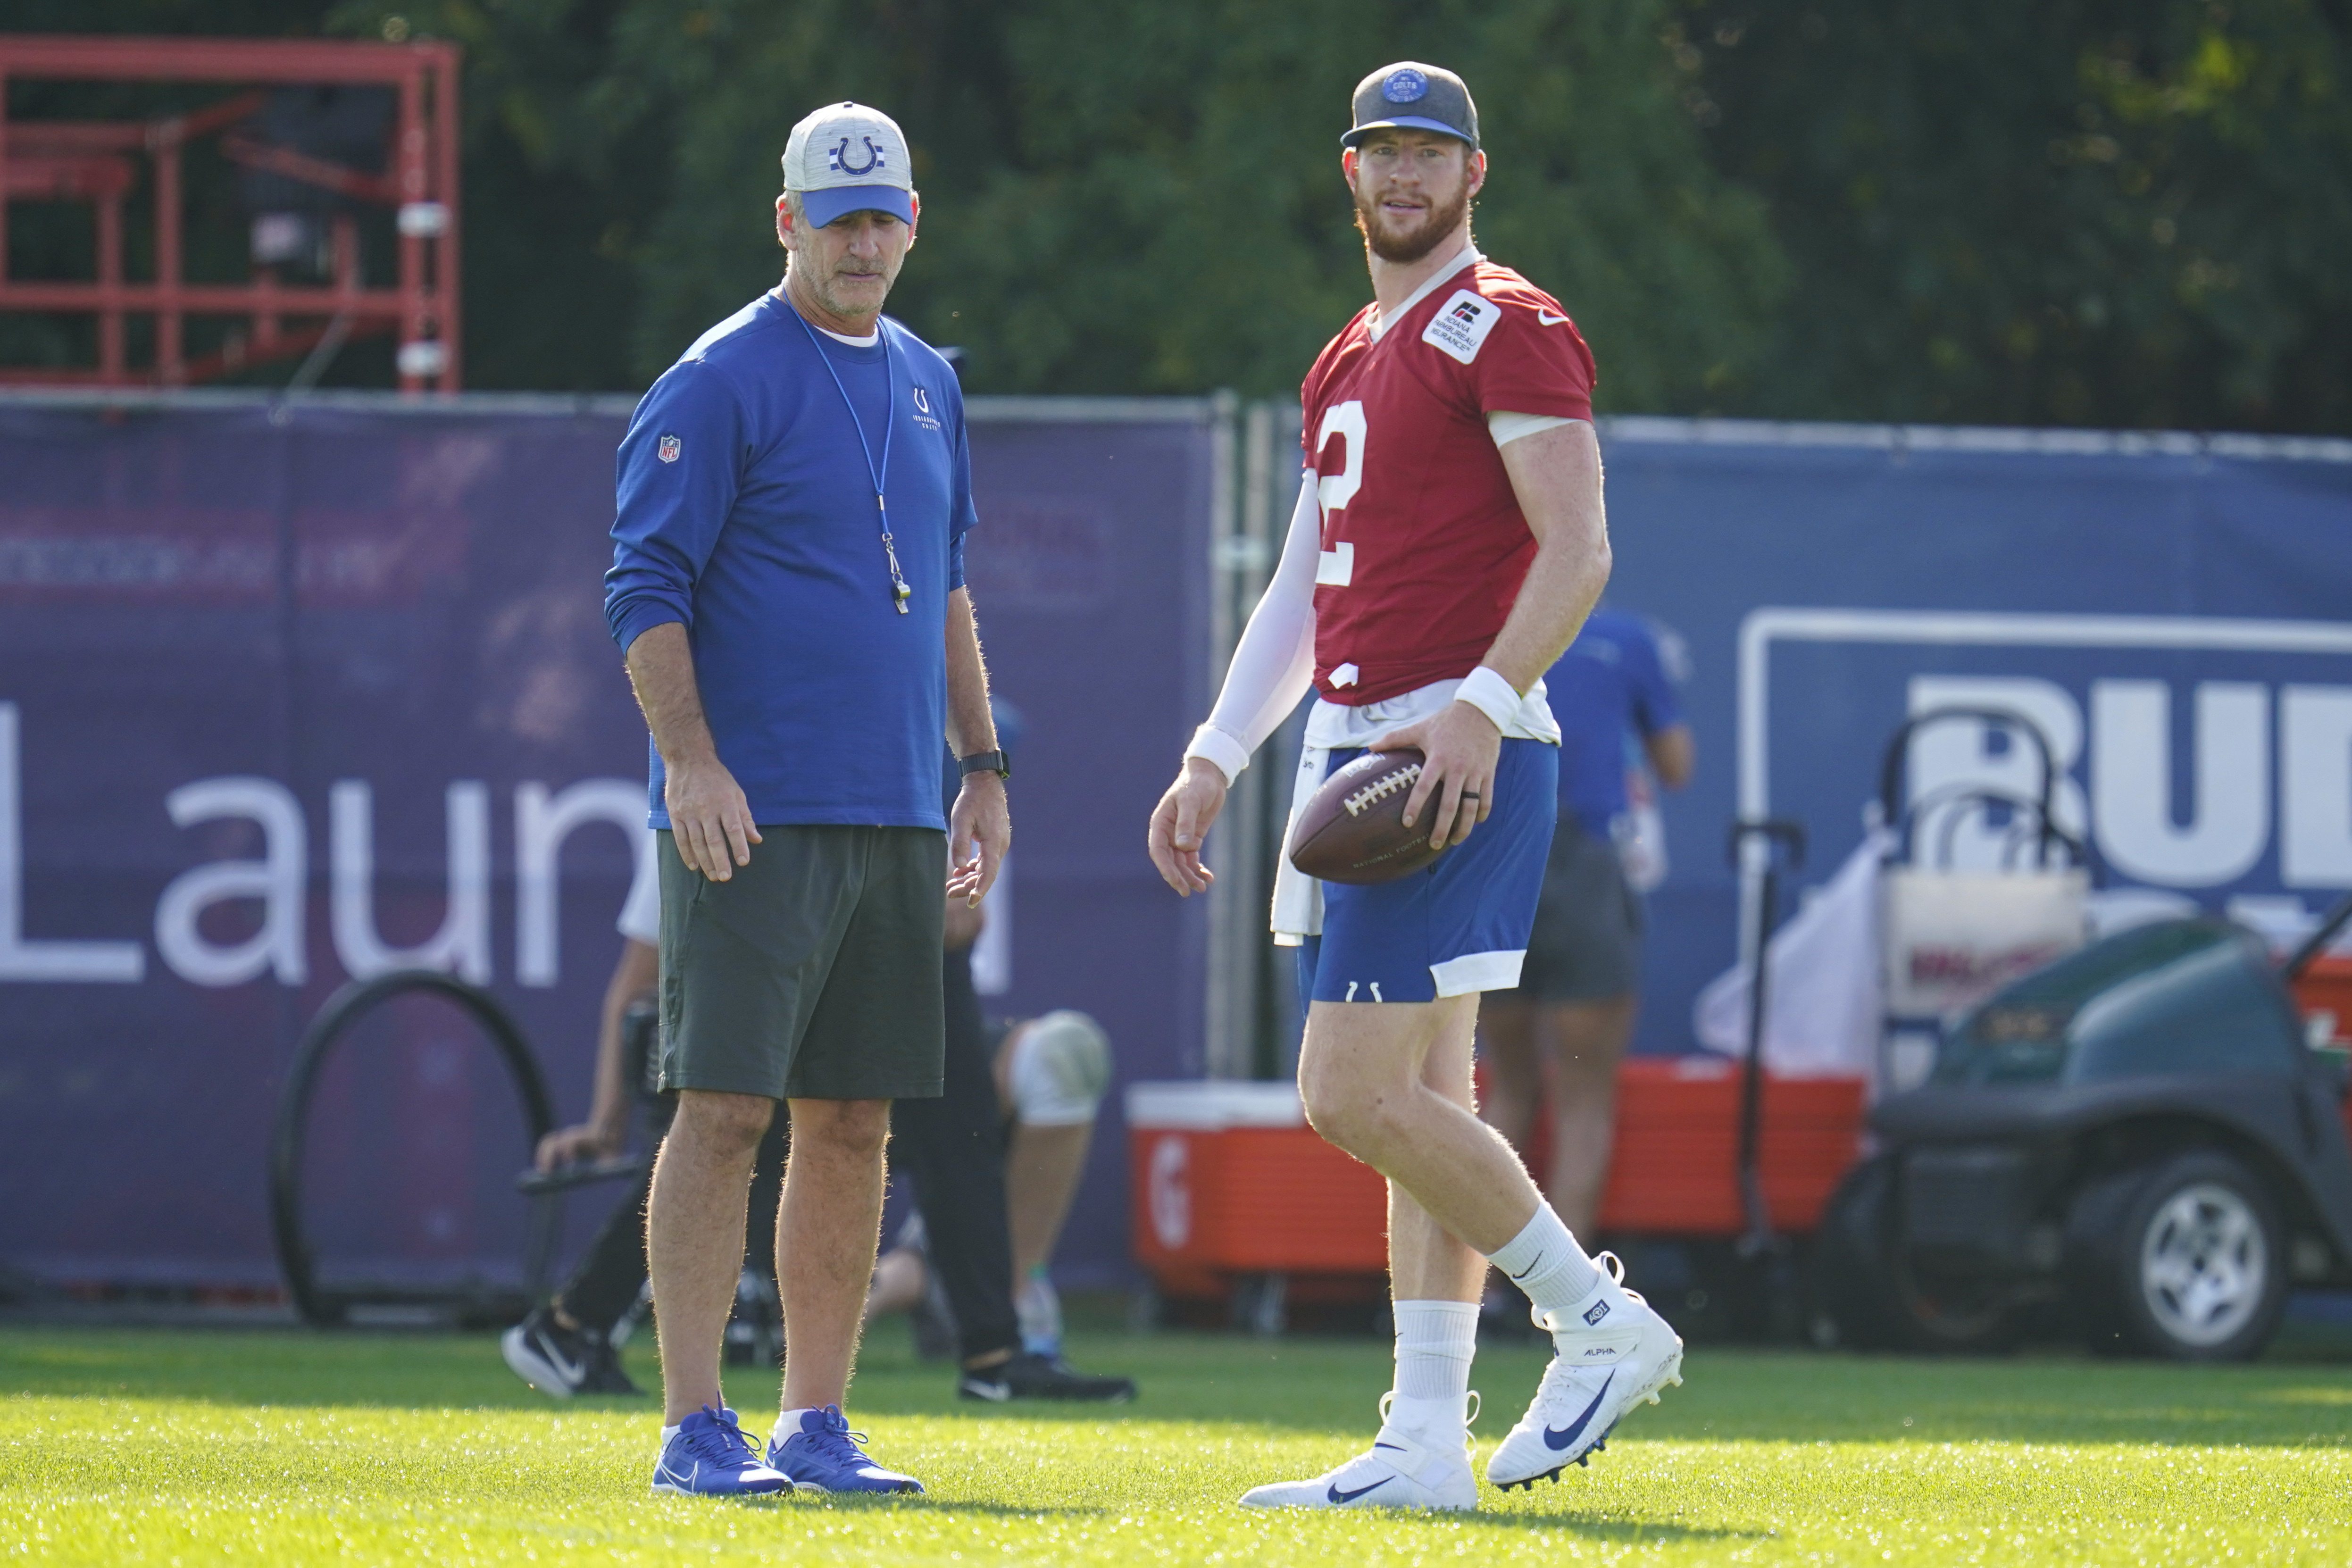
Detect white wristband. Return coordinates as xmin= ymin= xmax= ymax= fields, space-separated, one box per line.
xmin=1184 ymin=724 xmax=1251 ymax=786
xmin=1454 ymin=666 xmax=1521 ymax=732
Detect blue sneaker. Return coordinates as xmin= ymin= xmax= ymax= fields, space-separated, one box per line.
xmin=651 ymin=1405 xmax=794 ymax=1497
xmin=768 ymin=1405 xmax=924 ymax=1495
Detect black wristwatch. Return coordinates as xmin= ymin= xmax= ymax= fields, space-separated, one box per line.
xmin=957 ymin=749 xmax=1011 ymax=780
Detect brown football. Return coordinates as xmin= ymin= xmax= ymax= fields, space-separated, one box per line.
xmin=1287 ymin=748 xmax=1447 ymax=884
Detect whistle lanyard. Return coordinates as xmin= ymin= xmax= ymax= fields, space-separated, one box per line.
xmin=793 ymin=307 xmax=911 ymax=614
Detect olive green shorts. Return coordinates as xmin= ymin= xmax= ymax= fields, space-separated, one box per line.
xmin=655 ymin=825 xmax=946 ymax=1102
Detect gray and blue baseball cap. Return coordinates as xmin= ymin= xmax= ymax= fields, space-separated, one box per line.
xmin=782 ymin=101 xmax=916 ymax=227
xmin=1341 ymin=62 xmax=1479 ymax=150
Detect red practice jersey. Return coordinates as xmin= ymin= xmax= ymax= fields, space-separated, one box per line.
xmin=1300 ymin=254 xmax=1596 ymax=705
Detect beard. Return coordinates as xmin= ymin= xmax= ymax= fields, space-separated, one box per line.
xmin=1352 ymin=176 xmax=1474 ymax=264
xmin=808 ymin=262 xmax=893 ymax=318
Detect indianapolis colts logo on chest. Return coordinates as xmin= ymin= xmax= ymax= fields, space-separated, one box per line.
xmin=909 ymin=383 xmax=942 ymax=432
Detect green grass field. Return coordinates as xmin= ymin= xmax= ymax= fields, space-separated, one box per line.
xmin=3 ymin=1324 xmax=2348 ymax=1565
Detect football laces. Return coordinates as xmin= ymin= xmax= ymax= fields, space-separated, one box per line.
xmin=1342 ymin=763 xmax=1420 ymax=817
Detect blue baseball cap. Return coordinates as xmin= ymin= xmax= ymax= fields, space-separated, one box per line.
xmin=1341 ymin=63 xmax=1480 ymax=150
xmin=782 ymin=102 xmax=916 ymax=227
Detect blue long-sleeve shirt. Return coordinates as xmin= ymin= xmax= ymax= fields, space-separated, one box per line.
xmin=604 ymin=292 xmax=978 ymax=830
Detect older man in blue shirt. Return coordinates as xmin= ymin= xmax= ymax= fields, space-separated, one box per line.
xmin=604 ymin=101 xmax=1008 ymax=1499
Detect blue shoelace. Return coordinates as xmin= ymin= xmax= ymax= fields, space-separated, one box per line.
xmin=680 ymin=1406 xmax=764 ymax=1469
xmin=795 ymin=1405 xmax=876 ymax=1467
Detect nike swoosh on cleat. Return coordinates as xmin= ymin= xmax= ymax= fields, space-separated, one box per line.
xmin=1543 ymin=1371 xmax=1615 ymax=1451
xmin=539 ymin=1336 xmax=585 ymax=1384
xmin=1327 ymin=1477 xmax=1392 ymax=1504
xmin=1372 ymin=1442 xmax=1406 ymax=1452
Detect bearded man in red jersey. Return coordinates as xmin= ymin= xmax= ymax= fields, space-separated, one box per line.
xmin=1147 ymin=63 xmax=1683 ymax=1508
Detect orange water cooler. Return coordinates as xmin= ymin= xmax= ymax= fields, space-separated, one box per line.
xmin=1126 ymin=1061 xmax=1872 ymax=1311
xmin=1125 ymin=1081 xmax=1387 ymax=1307
xmin=1595 ymin=1057 xmax=1866 ymax=1234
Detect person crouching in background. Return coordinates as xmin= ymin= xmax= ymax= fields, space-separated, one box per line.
xmin=863 ymin=884 xmax=1124 ymax=1375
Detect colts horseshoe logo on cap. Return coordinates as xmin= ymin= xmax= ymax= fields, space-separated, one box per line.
xmin=1382 ymin=68 xmax=1429 ymax=103
xmin=828 ymin=136 xmax=886 ymax=175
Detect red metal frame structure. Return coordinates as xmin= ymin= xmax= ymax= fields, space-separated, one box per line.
xmin=0 ymin=35 xmax=459 ymax=392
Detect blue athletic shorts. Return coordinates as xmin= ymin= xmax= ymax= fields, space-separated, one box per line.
xmin=1295 ymin=737 xmax=1559 ymax=1005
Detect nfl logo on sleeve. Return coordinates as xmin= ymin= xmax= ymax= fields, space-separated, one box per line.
xmin=658 ymin=434 xmax=682 ymax=464
xmin=1422 ymin=290 xmax=1502 ymax=364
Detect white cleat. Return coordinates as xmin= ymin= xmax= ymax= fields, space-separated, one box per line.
xmin=1486 ymin=1253 xmax=1684 ymax=1492
xmin=1238 ymin=1394 xmax=1481 ymax=1512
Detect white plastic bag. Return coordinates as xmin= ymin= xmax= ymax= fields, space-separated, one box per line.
xmin=1693 ymin=827 xmax=1891 ymax=1078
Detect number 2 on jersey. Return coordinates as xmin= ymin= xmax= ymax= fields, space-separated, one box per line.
xmin=1314 ymin=400 xmax=1364 ymax=587
xmin=1316 ymin=400 xmax=1365 ymax=512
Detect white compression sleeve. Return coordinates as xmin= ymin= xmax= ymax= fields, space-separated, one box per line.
xmin=1185 ymin=475 xmax=1320 ymax=784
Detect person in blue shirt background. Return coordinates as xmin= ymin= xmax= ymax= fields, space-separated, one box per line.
xmin=603 ymin=101 xmax=1009 ymax=1500
xmin=1479 ymin=608 xmax=1694 ymax=1242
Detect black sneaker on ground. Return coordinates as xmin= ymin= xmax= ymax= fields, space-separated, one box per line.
xmin=957 ymin=1351 xmax=1136 ymax=1403
xmin=501 ymin=1305 xmax=641 ymax=1398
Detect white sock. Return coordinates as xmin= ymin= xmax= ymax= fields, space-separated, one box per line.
xmin=1485 ymin=1204 xmax=1602 ymax=1322
xmin=1388 ymin=1300 xmax=1477 ymax=1433
xmin=771 ymin=1408 xmax=814 ymax=1446
xmin=660 ymin=1423 xmax=681 ymax=1445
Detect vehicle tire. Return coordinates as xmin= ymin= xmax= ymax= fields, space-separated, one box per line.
xmin=1886 ymin=1248 xmax=2029 ymax=1353
xmin=1813 ymin=1153 xmax=2026 ymax=1352
xmin=2064 ymin=1151 xmax=2288 ymax=1362
xmin=1812 ymin=1155 xmax=1905 ymax=1349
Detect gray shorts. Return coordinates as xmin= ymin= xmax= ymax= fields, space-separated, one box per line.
xmin=1504 ymin=822 xmax=1643 ymax=1003
xmin=656 ymin=825 xmax=946 ymax=1101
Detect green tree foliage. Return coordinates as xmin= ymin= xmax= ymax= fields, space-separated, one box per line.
xmin=9 ymin=0 xmax=2350 ymax=429
xmin=558 ymin=0 xmax=1018 ymax=381
xmin=332 ymin=0 xmax=672 ymax=389
xmin=1681 ymin=0 xmax=2352 ymax=432
xmin=488 ymin=0 xmax=1784 ymax=405
xmin=158 ymin=0 xmax=1781 ymax=401
xmin=894 ymin=0 xmax=1785 ymax=408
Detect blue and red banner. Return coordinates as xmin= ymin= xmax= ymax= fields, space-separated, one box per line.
xmin=6 ymin=400 xmax=2352 ymax=1293
xmin=0 ymin=395 xmax=1216 ymax=1293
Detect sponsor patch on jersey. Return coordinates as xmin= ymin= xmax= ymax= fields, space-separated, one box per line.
xmin=657 ymin=434 xmax=682 ymax=464
xmin=1422 ymin=290 xmax=1503 ymax=365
